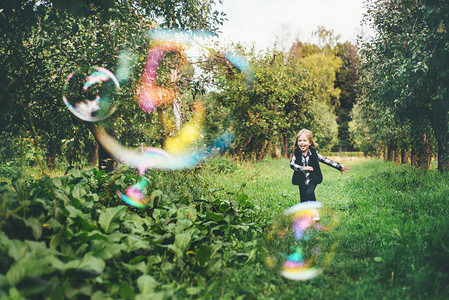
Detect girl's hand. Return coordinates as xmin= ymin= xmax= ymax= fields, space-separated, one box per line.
xmin=340 ymin=165 xmax=350 ymax=173
xmin=304 ymin=166 xmax=314 ymax=171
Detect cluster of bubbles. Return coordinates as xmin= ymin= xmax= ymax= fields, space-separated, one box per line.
xmin=62 ymin=29 xmax=337 ymax=282
xmin=264 ymin=202 xmax=337 ymax=281
xmin=63 ymin=29 xmax=252 ymax=209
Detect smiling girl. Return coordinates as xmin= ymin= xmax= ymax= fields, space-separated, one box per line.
xmin=290 ymin=129 xmax=350 ymax=203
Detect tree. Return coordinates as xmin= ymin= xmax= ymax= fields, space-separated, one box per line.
xmin=334 ymin=42 xmax=359 ymax=151
xmin=0 ymin=0 xmax=226 ymax=170
xmin=214 ymin=47 xmax=316 ymax=160
xmin=360 ymin=0 xmax=449 ymax=172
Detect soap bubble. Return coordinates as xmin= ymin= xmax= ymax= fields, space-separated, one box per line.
xmin=63 ymin=29 xmax=248 ymax=178
xmin=117 ymin=177 xmax=151 ymax=208
xmin=137 ymin=40 xmax=185 ymax=114
xmin=93 ymin=126 xmax=233 ymax=174
xmin=224 ymin=51 xmax=254 ymax=83
xmin=264 ymin=201 xmax=338 ymax=281
xmin=63 ymin=66 xmax=119 ymax=122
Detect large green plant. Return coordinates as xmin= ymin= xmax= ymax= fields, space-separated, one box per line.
xmin=0 ymin=164 xmax=261 ymax=298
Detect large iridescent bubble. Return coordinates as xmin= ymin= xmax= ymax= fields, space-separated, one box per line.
xmin=63 ymin=66 xmax=119 ymax=122
xmin=264 ymin=202 xmax=338 ymax=280
xmin=63 ymin=29 xmax=252 ymax=208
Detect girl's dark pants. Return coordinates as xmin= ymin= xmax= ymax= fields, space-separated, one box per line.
xmin=299 ymin=182 xmax=317 ymax=202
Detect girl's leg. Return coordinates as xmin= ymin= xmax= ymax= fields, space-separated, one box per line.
xmin=298 ymin=185 xmax=307 ymax=202
xmin=304 ymin=182 xmax=317 ymax=201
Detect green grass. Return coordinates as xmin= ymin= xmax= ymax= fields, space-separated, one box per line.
xmin=198 ymin=157 xmax=449 ymax=299
xmin=1 ymin=157 xmax=448 ymax=299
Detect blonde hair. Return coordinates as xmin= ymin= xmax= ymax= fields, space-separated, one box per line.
xmin=295 ymin=129 xmax=318 ymax=149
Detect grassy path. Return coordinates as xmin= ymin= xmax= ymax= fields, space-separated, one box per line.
xmin=1 ymin=157 xmax=448 ymax=299
xmin=204 ymin=157 xmax=449 ymax=299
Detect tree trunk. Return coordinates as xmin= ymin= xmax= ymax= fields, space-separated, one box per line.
xmin=88 ymin=141 xmax=98 ymax=166
xmin=234 ymin=134 xmax=254 ymax=160
xmin=429 ymin=105 xmax=449 ymax=173
xmin=394 ymin=150 xmax=400 ymax=164
xmin=157 ymin=108 xmax=169 ymax=147
xmin=411 ymin=130 xmax=431 ymax=170
xmin=47 ymin=136 xmax=57 ymax=170
xmin=98 ymin=142 xmax=115 ymax=172
xmin=401 ymin=149 xmax=409 ymax=164
xmin=69 ymin=135 xmax=80 ymax=166
xmin=271 ymin=143 xmax=281 ymax=159
xmin=435 ymin=134 xmax=449 ymax=173
xmin=258 ymin=140 xmax=271 ymax=161
xmin=281 ymin=133 xmax=289 ymax=158
xmin=410 ymin=148 xmax=417 ymax=167
xmin=387 ymin=146 xmax=394 ymax=162
xmin=172 ymin=69 xmax=183 ymax=132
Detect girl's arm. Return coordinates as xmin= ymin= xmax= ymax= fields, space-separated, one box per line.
xmin=290 ymin=154 xmax=305 ymax=172
xmin=317 ymin=153 xmax=343 ymax=171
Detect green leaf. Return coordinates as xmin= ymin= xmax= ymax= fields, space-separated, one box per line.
xmin=119 ymin=284 xmax=136 ymax=300
xmin=177 ymin=206 xmax=197 ymax=222
xmin=15 ymin=277 xmax=51 ymax=297
xmin=186 ymin=287 xmax=202 ymax=295
xmin=123 ymin=235 xmax=150 ymax=252
xmin=6 ymin=255 xmax=62 ymax=286
xmin=374 ymin=257 xmax=383 ymax=262
xmin=236 ymin=193 xmax=249 ymax=204
xmin=171 ymin=232 xmax=192 ymax=257
xmin=71 ymin=186 xmax=87 ymax=200
xmin=1 ymin=237 xmax=27 ymax=261
xmin=137 ymin=275 xmax=159 ymax=294
xmin=23 ymin=217 xmax=42 ymax=240
xmin=65 ymin=205 xmax=84 ymax=218
xmin=98 ymin=206 xmax=127 ymax=233
xmin=63 ymin=256 xmax=105 ymax=274
xmin=68 ymin=176 xmax=84 ymax=185
xmin=174 ymin=219 xmax=192 ymax=233
xmin=0 ymin=274 xmax=7 ymax=289
xmin=206 ymin=212 xmax=224 ymax=222
xmin=91 ymin=291 xmax=114 ymax=300
xmin=196 ymin=245 xmax=213 ymax=266
xmin=91 ymin=242 xmax=125 ymax=260
xmin=122 ymin=261 xmax=147 ymax=274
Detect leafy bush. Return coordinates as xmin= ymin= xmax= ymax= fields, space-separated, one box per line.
xmin=0 ymin=167 xmax=262 ymax=299
xmin=0 ymin=162 xmax=17 ymax=180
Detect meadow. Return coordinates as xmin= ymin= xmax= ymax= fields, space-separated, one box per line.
xmin=1 ymin=157 xmax=449 ymax=299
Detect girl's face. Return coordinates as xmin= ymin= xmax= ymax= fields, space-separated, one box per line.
xmin=297 ymin=134 xmax=311 ymax=153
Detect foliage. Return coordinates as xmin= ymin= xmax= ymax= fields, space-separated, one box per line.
xmin=297 ymin=53 xmax=341 ymax=107
xmin=1 ymin=157 xmax=449 ymax=298
xmin=288 ymin=33 xmax=355 ymax=152
xmin=333 ymin=42 xmax=359 ymax=150
xmin=0 ymin=0 xmax=226 ymax=168
xmin=360 ymin=0 xmax=449 ymax=171
xmin=214 ymin=46 xmax=330 ymax=160
xmin=0 ymin=165 xmax=261 ymax=299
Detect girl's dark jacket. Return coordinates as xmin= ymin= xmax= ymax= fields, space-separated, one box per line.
xmin=291 ymin=147 xmax=323 ymax=186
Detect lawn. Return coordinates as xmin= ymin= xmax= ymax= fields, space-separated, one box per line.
xmin=1 ymin=157 xmax=448 ymax=299
xmin=199 ymin=157 xmax=449 ymax=299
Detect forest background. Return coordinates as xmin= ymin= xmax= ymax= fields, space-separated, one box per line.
xmin=1 ymin=0 xmax=449 ymax=299
xmin=1 ymin=0 xmax=448 ymax=173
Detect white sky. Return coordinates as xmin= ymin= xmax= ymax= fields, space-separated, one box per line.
xmin=215 ymin=0 xmax=372 ymax=50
